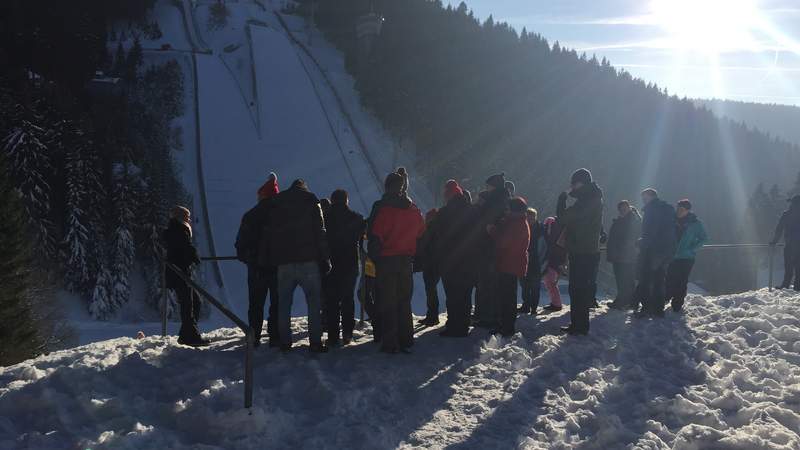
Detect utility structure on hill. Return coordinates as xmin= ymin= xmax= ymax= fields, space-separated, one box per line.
xmin=355 ymin=10 xmax=383 ymax=75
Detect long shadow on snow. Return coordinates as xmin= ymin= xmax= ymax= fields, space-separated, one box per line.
xmin=0 ymin=341 xmax=249 ymax=449
xmin=447 ymin=308 xmax=704 ymax=449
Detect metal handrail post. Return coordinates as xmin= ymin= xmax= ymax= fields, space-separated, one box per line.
xmin=768 ymin=245 xmax=775 ymax=292
xmin=161 ymin=257 xmax=168 ymax=337
xmin=244 ymin=329 xmax=254 ymax=410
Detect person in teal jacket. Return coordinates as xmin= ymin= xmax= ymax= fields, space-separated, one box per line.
xmin=666 ymin=199 xmax=708 ymax=312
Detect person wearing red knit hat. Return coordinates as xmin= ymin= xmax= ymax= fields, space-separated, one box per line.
xmin=235 ymin=171 xmax=281 ymax=348
xmin=257 ymin=172 xmax=279 ymax=200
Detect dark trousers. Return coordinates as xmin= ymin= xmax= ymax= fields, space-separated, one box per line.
xmin=423 ymin=268 xmax=441 ymax=318
xmin=476 ymin=267 xmax=498 ymax=326
xmin=360 ymin=275 xmax=380 ymax=339
xmin=782 ymin=244 xmax=799 ymax=289
xmin=324 ymin=268 xmax=358 ymax=342
xmin=173 ymin=280 xmax=202 ymax=340
xmin=666 ymin=259 xmax=695 ymax=311
xmin=520 ymin=273 xmax=542 ymax=311
xmin=568 ymin=253 xmax=601 ymax=333
xmin=247 ymin=265 xmax=279 ymax=344
xmin=442 ymin=272 xmax=473 ymax=334
xmin=639 ymin=257 xmax=669 ymax=316
xmin=376 ymin=257 xmax=414 ymax=352
xmin=612 ymin=262 xmax=636 ymax=307
xmin=497 ymin=272 xmax=519 ymax=336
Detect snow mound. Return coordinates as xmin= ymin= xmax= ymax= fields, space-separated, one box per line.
xmin=3 ymin=289 xmax=800 ymax=449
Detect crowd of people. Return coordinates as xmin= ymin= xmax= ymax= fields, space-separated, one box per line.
xmin=162 ymin=166 xmax=800 ymax=351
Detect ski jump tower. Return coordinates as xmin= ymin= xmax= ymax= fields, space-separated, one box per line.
xmin=355 ymin=10 xmax=383 ymax=74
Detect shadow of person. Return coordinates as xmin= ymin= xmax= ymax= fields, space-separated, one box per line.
xmin=446 ymin=308 xmax=704 ymax=449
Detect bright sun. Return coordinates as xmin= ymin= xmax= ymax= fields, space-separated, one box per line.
xmin=650 ymin=0 xmax=760 ymax=53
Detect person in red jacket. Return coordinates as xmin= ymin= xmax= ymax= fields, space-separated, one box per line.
xmin=487 ymin=197 xmax=531 ymax=337
xmin=367 ymin=170 xmax=426 ymax=354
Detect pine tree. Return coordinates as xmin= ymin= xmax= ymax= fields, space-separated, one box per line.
xmin=113 ymin=41 xmax=126 ymax=77
xmin=109 ymin=163 xmax=137 ymax=310
xmin=124 ymin=37 xmax=143 ymax=83
xmin=62 ymin=131 xmax=95 ymax=293
xmin=0 ymin=153 xmax=43 ymax=365
xmin=2 ymin=113 xmax=57 ymax=259
xmin=89 ymin=259 xmax=113 ymax=320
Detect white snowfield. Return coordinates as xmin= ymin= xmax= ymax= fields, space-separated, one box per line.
xmin=3 ymin=289 xmax=800 ymax=449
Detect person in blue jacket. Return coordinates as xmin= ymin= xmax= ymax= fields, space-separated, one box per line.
xmin=665 ymin=199 xmax=708 ymax=312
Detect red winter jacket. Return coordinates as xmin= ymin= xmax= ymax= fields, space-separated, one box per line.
xmin=489 ymin=212 xmax=530 ymax=278
xmin=368 ymin=194 xmax=426 ymax=259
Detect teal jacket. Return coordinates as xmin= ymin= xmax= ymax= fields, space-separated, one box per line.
xmin=674 ymin=213 xmax=708 ymax=260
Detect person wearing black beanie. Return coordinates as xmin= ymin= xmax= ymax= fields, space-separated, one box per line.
xmin=557 ymin=168 xmax=604 ymax=336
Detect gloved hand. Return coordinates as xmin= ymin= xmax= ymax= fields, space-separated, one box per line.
xmin=558 ymin=191 xmax=569 ymax=202
xmin=319 ymin=259 xmax=332 ymax=276
xmin=599 ymin=229 xmax=608 ymax=244
xmin=769 ymin=240 xmax=777 ymax=246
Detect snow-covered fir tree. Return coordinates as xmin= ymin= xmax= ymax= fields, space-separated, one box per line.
xmin=109 ymin=163 xmax=138 ymax=311
xmin=1 ymin=112 xmax=57 ymax=259
xmin=88 ymin=259 xmax=113 ymax=320
xmin=61 ymin=129 xmax=97 ymax=294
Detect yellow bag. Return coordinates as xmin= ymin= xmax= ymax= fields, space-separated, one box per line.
xmin=364 ymin=258 xmax=377 ymax=278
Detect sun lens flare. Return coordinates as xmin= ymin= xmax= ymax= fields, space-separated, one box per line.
xmin=651 ymin=0 xmax=760 ymax=53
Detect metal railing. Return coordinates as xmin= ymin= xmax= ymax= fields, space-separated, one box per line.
xmin=160 ymin=257 xmax=255 ymax=410
xmin=597 ymin=243 xmax=786 ymax=293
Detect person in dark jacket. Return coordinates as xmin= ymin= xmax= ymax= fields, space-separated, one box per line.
xmin=269 ymin=179 xmax=332 ymax=353
xmin=666 ymin=199 xmax=708 ymax=311
xmin=488 ymin=197 xmax=531 ymax=337
xmin=235 ymin=173 xmax=281 ymax=348
xmin=474 ymin=173 xmax=511 ymax=328
xmin=518 ymin=208 xmax=546 ymax=315
xmin=417 ymin=208 xmax=442 ymax=326
xmin=368 ymin=171 xmax=426 ymax=354
xmin=557 ymin=168 xmax=604 ymax=335
xmin=635 ymin=188 xmax=677 ymax=318
xmin=164 ymin=206 xmax=207 ymax=346
xmin=607 ymin=200 xmax=642 ymax=310
xmin=324 ymin=189 xmax=366 ymax=346
xmin=771 ymin=194 xmax=800 ymax=290
xmin=431 ymin=180 xmax=480 ymax=337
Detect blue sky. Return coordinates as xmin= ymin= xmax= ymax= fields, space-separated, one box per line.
xmin=446 ymin=0 xmax=800 ymax=105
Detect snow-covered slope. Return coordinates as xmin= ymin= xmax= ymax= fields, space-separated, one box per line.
xmin=4 ymin=289 xmax=800 ymax=449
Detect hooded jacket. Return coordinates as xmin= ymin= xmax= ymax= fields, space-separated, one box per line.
xmin=488 ymin=211 xmax=531 ymax=278
xmin=556 ymin=182 xmax=604 ymax=255
xmin=674 ymin=213 xmax=708 ymax=260
xmin=606 ymin=209 xmax=642 ymax=264
xmin=367 ymin=193 xmax=425 ymax=260
xmin=268 ymin=184 xmax=330 ymax=266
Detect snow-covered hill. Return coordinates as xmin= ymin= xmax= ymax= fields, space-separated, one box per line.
xmin=62 ymin=0 xmax=436 ymax=342
xmin=4 ymin=289 xmax=799 ymax=449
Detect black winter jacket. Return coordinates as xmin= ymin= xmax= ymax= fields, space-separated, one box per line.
xmin=606 ymin=209 xmax=642 ymax=264
xmin=164 ymin=218 xmax=200 ymax=289
xmin=268 ymin=185 xmax=330 ymax=266
xmin=236 ymin=199 xmax=273 ymax=270
xmin=326 ymin=204 xmax=366 ymax=273
xmin=773 ymin=207 xmax=800 ymax=246
xmin=640 ymin=198 xmax=677 ymax=267
xmin=557 ymin=182 xmax=604 ymax=255
xmin=430 ymin=193 xmax=482 ymax=276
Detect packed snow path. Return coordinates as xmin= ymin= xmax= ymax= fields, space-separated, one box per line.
xmin=3 ymin=289 xmax=800 ymax=449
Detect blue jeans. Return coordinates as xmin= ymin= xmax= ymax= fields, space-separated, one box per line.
xmin=278 ymin=262 xmax=323 ymax=347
